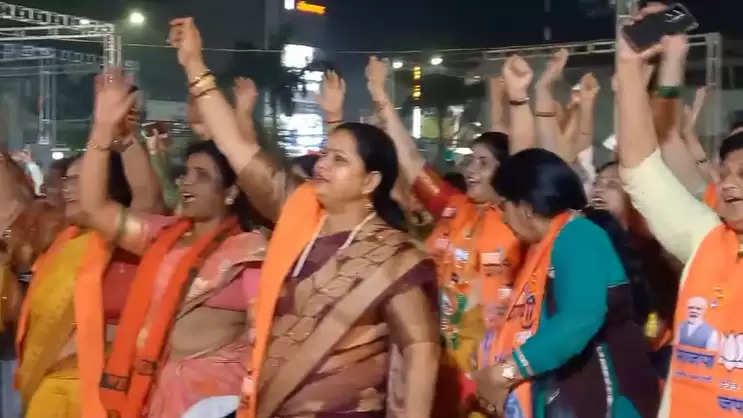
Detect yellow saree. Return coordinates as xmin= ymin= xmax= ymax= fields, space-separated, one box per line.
xmin=15 ymin=227 xmax=110 ymax=418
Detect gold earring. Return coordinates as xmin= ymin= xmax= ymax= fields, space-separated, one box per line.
xmin=225 ymin=197 xmax=235 ymax=205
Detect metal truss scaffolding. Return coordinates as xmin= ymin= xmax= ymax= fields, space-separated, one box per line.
xmin=0 ymin=2 xmax=122 ymax=148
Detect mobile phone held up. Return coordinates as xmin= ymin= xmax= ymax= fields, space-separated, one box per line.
xmin=622 ymin=3 xmax=699 ymax=52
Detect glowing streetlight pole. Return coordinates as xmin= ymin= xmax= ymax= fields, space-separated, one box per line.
xmin=128 ymin=11 xmax=145 ymax=26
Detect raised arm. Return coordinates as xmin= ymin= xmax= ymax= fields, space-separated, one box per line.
xmin=653 ymin=35 xmax=708 ymax=196
xmin=233 ymin=77 xmax=260 ymax=149
xmin=575 ymin=73 xmax=600 ymax=155
xmin=488 ymin=76 xmax=509 ymax=134
xmin=117 ymin=132 xmax=164 ymax=213
xmin=503 ymin=55 xmax=536 ymax=154
xmin=169 ymin=17 xmax=295 ymax=221
xmin=534 ymin=49 xmax=568 ymax=154
xmin=145 ymin=130 xmax=181 ymax=211
xmin=682 ymin=87 xmax=717 ymax=183
xmin=316 ymin=70 xmax=345 ymax=132
xmin=616 ymin=30 xmax=719 ymax=263
xmin=80 ymin=71 xmax=150 ymax=255
xmin=366 ymin=56 xmax=426 ymax=184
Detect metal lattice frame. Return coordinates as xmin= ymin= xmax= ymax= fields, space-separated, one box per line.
xmin=0 ymin=3 xmax=122 ymax=148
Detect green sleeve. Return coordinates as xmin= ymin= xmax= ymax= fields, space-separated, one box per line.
xmin=149 ymin=152 xmax=180 ymax=211
xmin=513 ymin=218 xmax=626 ymax=376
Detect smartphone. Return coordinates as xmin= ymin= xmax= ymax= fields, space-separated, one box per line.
xmin=622 ymin=3 xmax=699 ymax=52
xmin=142 ymin=121 xmax=169 ymax=137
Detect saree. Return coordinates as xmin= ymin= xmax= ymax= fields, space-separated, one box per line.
xmin=15 ymin=226 xmax=111 ymax=418
xmin=414 ymin=167 xmax=523 ymax=418
xmin=240 ymin=183 xmax=435 ymax=418
xmin=100 ymin=216 xmax=265 ymax=418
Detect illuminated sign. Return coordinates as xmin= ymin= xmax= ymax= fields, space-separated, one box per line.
xmin=296 ymin=1 xmax=326 ymax=15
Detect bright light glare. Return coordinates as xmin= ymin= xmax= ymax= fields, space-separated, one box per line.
xmin=128 ymin=11 xmax=145 ymax=25
xmin=284 ymin=0 xmax=296 ymax=9
xmin=392 ymin=60 xmax=404 ymax=70
xmin=51 ymin=152 xmax=64 ymax=160
xmin=412 ymin=107 xmax=422 ymax=139
xmin=454 ymin=148 xmax=473 ymax=155
xmin=282 ymin=44 xmax=315 ymax=69
xmin=430 ymin=56 xmax=443 ymax=66
xmin=80 ymin=19 xmax=91 ymax=25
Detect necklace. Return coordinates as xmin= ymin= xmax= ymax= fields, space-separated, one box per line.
xmin=291 ymin=212 xmax=377 ymax=279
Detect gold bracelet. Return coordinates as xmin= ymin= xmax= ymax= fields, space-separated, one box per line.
xmin=194 ymin=87 xmax=218 ymax=99
xmin=88 ymin=141 xmax=111 ymax=151
xmin=190 ymin=75 xmax=218 ymax=97
xmin=189 ymin=69 xmax=213 ymax=88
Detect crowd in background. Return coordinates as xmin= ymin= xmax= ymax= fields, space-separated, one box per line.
xmin=0 ymin=2 xmax=741 ymax=418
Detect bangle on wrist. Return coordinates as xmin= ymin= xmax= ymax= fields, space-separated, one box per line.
xmin=193 ymin=87 xmax=218 ymax=99
xmin=656 ymin=86 xmax=681 ymax=99
xmin=535 ymin=111 xmax=557 ymax=118
xmin=190 ymin=75 xmax=218 ymax=97
xmin=189 ymin=69 xmax=213 ymax=88
xmin=88 ymin=141 xmax=111 ymax=152
xmin=509 ymin=97 xmax=530 ymax=106
xmin=325 ymin=119 xmax=343 ymax=124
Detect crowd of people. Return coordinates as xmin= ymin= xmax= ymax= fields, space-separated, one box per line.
xmin=0 ymin=3 xmax=740 ymax=417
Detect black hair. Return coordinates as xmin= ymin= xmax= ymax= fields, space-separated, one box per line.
xmin=290 ymin=154 xmax=320 ymax=178
xmin=720 ymin=131 xmax=743 ymax=162
xmin=184 ymin=140 xmax=255 ymax=231
xmin=66 ymin=153 xmax=132 ymax=207
xmin=493 ymin=148 xmax=587 ymax=217
xmin=443 ymin=172 xmax=467 ymax=192
xmin=596 ymin=160 xmax=619 ymax=175
xmin=472 ymin=131 xmax=509 ymax=168
xmin=493 ymin=148 xmax=654 ymax=325
xmin=335 ymin=122 xmax=407 ymax=231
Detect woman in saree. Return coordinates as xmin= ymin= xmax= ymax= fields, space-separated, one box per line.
xmin=474 ymin=149 xmax=660 ymax=418
xmin=168 ymin=17 xmax=440 ymax=418
xmin=12 ymin=100 xmax=163 ymax=418
xmin=616 ymin=10 xmax=743 ymax=416
xmin=78 ymin=71 xmax=266 ymax=418
xmin=364 ymin=55 xmax=530 ymax=417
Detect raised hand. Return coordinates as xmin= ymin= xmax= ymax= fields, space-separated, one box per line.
xmin=168 ymin=17 xmax=204 ymax=68
xmin=316 ymin=70 xmax=346 ymax=117
xmin=579 ymin=73 xmax=600 ymax=103
xmin=503 ymin=54 xmax=533 ymax=100
xmin=93 ymin=69 xmax=136 ymax=131
xmin=488 ymin=76 xmax=506 ymax=103
xmin=366 ymin=56 xmax=389 ymax=102
xmin=538 ymin=48 xmax=569 ymax=86
xmin=233 ymin=77 xmax=259 ymax=115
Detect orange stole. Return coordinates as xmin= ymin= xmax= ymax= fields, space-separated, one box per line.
xmin=491 ymin=212 xmax=572 ymax=417
xmin=239 ymin=183 xmax=324 ymax=418
xmin=668 ymin=225 xmax=743 ymax=417
xmin=15 ymin=226 xmax=111 ymax=418
xmin=100 ymin=217 xmax=239 ymax=418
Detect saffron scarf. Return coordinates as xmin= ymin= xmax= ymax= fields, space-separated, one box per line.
xmin=100 ymin=216 xmax=239 ymax=418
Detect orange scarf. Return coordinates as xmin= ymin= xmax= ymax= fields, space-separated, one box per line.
xmin=239 ymin=183 xmax=324 ymax=418
xmin=491 ymin=212 xmax=572 ymax=417
xmin=100 ymin=216 xmax=239 ymax=418
xmin=669 ymin=224 xmax=743 ymax=416
xmin=15 ymin=226 xmax=111 ymax=418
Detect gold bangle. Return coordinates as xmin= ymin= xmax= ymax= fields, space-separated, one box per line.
xmin=88 ymin=141 xmax=111 ymax=151
xmin=189 ymin=69 xmax=213 ymax=88
xmin=194 ymin=87 xmax=218 ymax=99
xmin=190 ymin=75 xmax=218 ymax=97
xmin=535 ymin=111 xmax=557 ymax=118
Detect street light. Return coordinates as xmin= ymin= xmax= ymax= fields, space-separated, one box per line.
xmin=392 ymin=59 xmax=404 ymax=70
xmin=128 ymin=11 xmax=145 ymax=26
xmin=430 ymin=55 xmax=443 ymax=66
